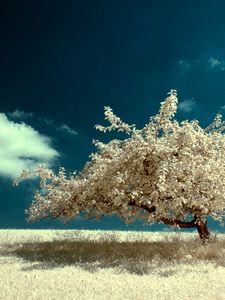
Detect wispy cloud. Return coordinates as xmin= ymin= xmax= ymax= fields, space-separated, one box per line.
xmin=0 ymin=113 xmax=59 ymax=179
xmin=176 ymin=60 xmax=190 ymax=74
xmin=58 ymin=124 xmax=78 ymax=135
xmin=208 ymin=57 xmax=225 ymax=71
xmin=176 ymin=56 xmax=225 ymax=73
xmin=8 ymin=109 xmax=33 ymax=119
xmin=177 ymin=98 xmax=196 ymax=113
xmin=9 ymin=109 xmax=78 ymax=140
xmin=40 ymin=117 xmax=78 ymax=135
xmin=39 ymin=117 xmax=54 ymax=126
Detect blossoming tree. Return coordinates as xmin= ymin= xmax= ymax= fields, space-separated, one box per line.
xmin=14 ymin=90 xmax=225 ymax=244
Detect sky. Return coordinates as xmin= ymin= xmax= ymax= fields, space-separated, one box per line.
xmin=0 ymin=0 xmax=225 ymax=233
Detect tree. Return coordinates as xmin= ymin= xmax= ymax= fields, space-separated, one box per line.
xmin=14 ymin=90 xmax=225 ymax=244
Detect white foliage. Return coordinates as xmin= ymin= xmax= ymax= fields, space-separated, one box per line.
xmin=13 ymin=90 xmax=225 ymax=227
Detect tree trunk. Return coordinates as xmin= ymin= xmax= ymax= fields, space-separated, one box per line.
xmin=195 ymin=217 xmax=210 ymax=244
xmin=161 ymin=215 xmax=210 ymax=244
xmin=128 ymin=201 xmax=211 ymax=245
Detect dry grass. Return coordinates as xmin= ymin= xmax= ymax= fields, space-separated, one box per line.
xmin=1 ymin=232 xmax=225 ymax=276
xmin=1 ymin=230 xmax=225 ymax=299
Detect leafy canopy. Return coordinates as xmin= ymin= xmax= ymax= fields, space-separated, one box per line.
xmin=14 ymin=90 xmax=225 ymax=228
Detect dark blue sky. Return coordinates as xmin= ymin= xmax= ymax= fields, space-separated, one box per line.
xmin=0 ymin=0 xmax=225 ymax=233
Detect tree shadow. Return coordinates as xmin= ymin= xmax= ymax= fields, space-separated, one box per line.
xmin=0 ymin=235 xmax=223 ymax=276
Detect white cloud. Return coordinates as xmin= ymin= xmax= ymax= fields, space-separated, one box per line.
xmin=177 ymin=98 xmax=196 ymax=113
xmin=59 ymin=124 xmax=78 ymax=135
xmin=8 ymin=109 xmax=33 ymax=119
xmin=208 ymin=57 xmax=225 ymax=71
xmin=0 ymin=113 xmax=59 ymax=179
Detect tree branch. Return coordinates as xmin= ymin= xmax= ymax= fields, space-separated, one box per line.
xmin=128 ymin=200 xmax=198 ymax=228
xmin=160 ymin=216 xmax=196 ymax=228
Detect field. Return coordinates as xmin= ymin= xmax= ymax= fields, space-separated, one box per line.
xmin=1 ymin=229 xmax=225 ymax=299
